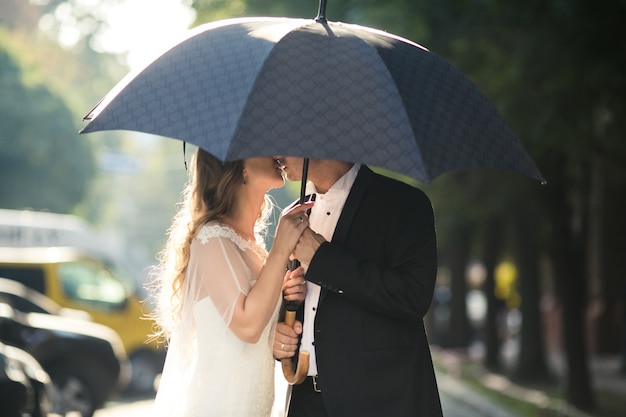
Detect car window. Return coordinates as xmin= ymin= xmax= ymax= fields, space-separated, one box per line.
xmin=0 ymin=267 xmax=46 ymax=293
xmin=58 ymin=261 xmax=128 ymax=311
xmin=0 ymin=292 xmax=50 ymax=314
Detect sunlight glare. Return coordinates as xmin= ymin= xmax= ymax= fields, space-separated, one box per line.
xmin=96 ymin=0 xmax=196 ymax=70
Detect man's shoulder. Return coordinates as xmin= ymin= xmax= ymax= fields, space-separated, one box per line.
xmin=364 ymin=167 xmax=429 ymax=200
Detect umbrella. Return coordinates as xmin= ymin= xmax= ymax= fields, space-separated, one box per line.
xmin=80 ymin=0 xmax=543 ymax=384
xmin=80 ymin=4 xmax=543 ymax=185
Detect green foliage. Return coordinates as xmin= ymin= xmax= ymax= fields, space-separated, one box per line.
xmin=0 ymin=32 xmax=94 ymax=213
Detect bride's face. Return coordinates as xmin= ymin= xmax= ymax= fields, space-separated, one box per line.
xmin=243 ymin=157 xmax=285 ymax=191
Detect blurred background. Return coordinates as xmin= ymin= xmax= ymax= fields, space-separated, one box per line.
xmin=1 ymin=1 xmax=625 ymax=416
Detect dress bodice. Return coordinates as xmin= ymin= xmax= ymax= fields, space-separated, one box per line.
xmin=153 ymin=222 xmax=280 ymax=416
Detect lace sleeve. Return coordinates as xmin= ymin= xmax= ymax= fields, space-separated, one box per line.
xmin=184 ymin=225 xmax=258 ymax=327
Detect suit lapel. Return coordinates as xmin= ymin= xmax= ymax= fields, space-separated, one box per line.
xmin=331 ymin=165 xmax=373 ymax=245
xmin=319 ymin=166 xmax=373 ymax=303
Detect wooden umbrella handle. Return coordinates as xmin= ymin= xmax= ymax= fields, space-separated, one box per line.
xmin=281 ymin=310 xmax=309 ymax=385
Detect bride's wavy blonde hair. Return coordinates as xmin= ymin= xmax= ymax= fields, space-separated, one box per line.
xmin=148 ymin=148 xmax=272 ymax=341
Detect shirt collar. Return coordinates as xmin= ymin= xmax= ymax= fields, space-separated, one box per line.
xmin=306 ymin=163 xmax=361 ymax=196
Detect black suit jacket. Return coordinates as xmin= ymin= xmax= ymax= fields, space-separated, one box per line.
xmin=297 ymin=165 xmax=442 ymax=417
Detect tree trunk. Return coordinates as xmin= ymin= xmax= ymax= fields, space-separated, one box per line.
xmin=554 ymin=249 xmax=594 ymax=410
xmin=593 ymin=164 xmax=626 ymax=355
xmin=446 ymin=229 xmax=472 ymax=350
xmin=544 ymin=177 xmax=595 ymax=411
xmin=601 ymin=171 xmax=626 ymax=369
xmin=511 ymin=211 xmax=550 ymax=382
xmin=483 ymin=217 xmax=502 ymax=372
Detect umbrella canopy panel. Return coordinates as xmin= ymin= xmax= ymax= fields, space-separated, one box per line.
xmin=232 ymin=22 xmax=425 ymax=179
xmin=83 ymin=18 xmax=308 ymax=159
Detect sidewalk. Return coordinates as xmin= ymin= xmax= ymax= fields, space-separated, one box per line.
xmin=437 ymin=371 xmax=520 ymax=417
xmin=94 ymin=399 xmax=154 ymax=417
xmin=433 ymin=347 xmax=626 ymax=417
xmin=547 ymin=352 xmax=626 ymax=401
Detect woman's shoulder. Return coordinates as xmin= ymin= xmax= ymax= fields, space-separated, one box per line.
xmin=196 ymin=221 xmax=236 ymax=243
xmin=196 ymin=221 xmax=267 ymax=258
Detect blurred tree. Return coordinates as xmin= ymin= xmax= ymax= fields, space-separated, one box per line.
xmin=0 ymin=33 xmax=94 ymax=213
xmin=0 ymin=0 xmax=40 ymax=31
xmin=510 ymin=181 xmax=551 ymax=383
xmin=482 ymin=216 xmax=504 ymax=371
xmin=0 ymin=0 xmax=134 ymax=217
xmin=0 ymin=0 xmax=173 ymax=271
xmin=428 ymin=173 xmax=479 ymax=350
xmin=388 ymin=0 xmax=626 ymax=410
xmin=442 ymin=228 xmax=472 ymax=350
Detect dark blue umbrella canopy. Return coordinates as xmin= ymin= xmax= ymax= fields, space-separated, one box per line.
xmin=81 ymin=16 xmax=543 ymax=183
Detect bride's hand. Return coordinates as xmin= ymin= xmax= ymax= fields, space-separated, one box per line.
xmin=283 ymin=266 xmax=307 ymax=303
xmin=272 ymin=202 xmax=314 ymax=257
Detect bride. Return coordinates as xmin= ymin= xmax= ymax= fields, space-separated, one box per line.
xmin=148 ymin=149 xmax=312 ymax=416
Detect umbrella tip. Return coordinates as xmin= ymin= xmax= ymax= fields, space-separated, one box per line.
xmin=315 ymin=0 xmax=328 ymax=22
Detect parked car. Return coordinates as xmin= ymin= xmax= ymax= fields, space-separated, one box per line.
xmin=0 ymin=341 xmax=55 ymax=417
xmin=0 ymin=244 xmax=165 ymax=393
xmin=0 ymin=277 xmax=92 ymax=321
xmin=0 ymin=302 xmax=131 ymax=417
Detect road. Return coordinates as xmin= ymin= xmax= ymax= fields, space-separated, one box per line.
xmin=95 ymin=393 xmax=514 ymax=417
xmin=95 ymin=374 xmax=519 ymax=417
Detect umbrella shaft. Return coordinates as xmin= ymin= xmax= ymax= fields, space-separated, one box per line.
xmin=299 ymin=158 xmax=309 ymax=204
xmin=316 ymin=0 xmax=328 ymax=22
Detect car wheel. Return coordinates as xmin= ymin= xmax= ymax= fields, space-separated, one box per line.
xmin=128 ymin=350 xmax=161 ymax=394
xmin=31 ymin=380 xmax=54 ymax=417
xmin=48 ymin=366 xmax=98 ymax=417
xmin=0 ymin=379 xmax=29 ymax=417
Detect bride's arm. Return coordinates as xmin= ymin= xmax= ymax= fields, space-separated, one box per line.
xmin=229 ymin=204 xmax=311 ymax=343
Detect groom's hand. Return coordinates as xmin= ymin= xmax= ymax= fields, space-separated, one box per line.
xmin=273 ymin=320 xmax=302 ymax=360
xmin=293 ymin=228 xmax=326 ymax=268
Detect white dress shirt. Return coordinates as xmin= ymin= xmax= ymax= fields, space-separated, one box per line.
xmin=300 ymin=163 xmax=360 ymax=376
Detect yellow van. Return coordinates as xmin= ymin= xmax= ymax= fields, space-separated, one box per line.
xmin=0 ymin=209 xmax=164 ymax=393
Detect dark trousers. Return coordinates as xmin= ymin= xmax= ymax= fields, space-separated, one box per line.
xmin=287 ymin=377 xmax=328 ymax=417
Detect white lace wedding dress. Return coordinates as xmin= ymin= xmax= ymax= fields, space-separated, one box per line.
xmin=153 ymin=222 xmax=281 ymax=417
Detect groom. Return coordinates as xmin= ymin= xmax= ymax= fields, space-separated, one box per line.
xmin=273 ymin=157 xmax=442 ymax=417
